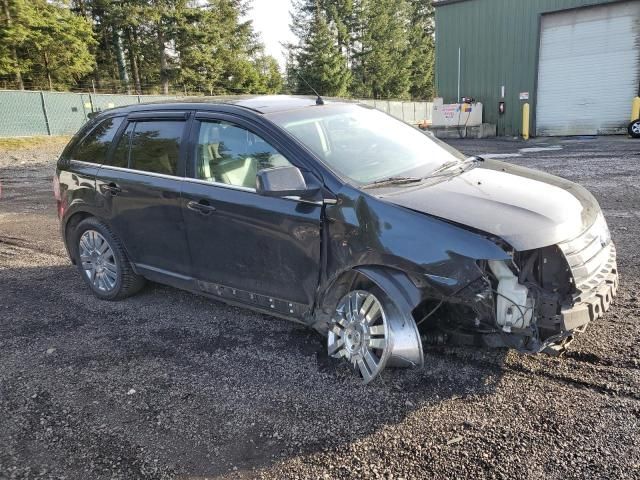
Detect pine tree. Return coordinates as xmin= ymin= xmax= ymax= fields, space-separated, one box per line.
xmin=283 ymin=49 xmax=299 ymax=93
xmin=324 ymin=0 xmax=355 ymax=65
xmin=406 ymin=0 xmax=435 ymax=99
xmin=351 ymin=0 xmax=412 ymax=99
xmin=0 ymin=0 xmax=26 ymax=88
xmin=211 ymin=0 xmax=263 ymax=94
xmin=289 ymin=0 xmax=432 ymax=100
xmin=254 ymin=54 xmax=284 ymax=94
xmin=0 ymin=0 xmax=287 ymax=95
xmin=175 ymin=0 xmax=226 ymax=94
xmin=0 ymin=0 xmax=95 ymax=90
xmin=69 ymin=0 xmax=283 ymax=95
xmin=292 ymin=5 xmax=350 ymax=97
xmin=291 ymin=0 xmax=356 ymax=65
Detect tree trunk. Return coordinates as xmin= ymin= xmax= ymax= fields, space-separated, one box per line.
xmin=2 ymin=0 xmax=24 ymax=90
xmin=74 ymin=0 xmax=88 ymax=18
xmin=43 ymin=51 xmax=53 ymax=91
xmin=133 ymin=28 xmax=144 ymax=93
xmin=158 ymin=27 xmax=169 ymax=95
xmin=99 ymin=26 xmax=118 ymax=91
xmin=112 ymin=29 xmax=130 ymax=94
xmin=127 ymin=28 xmax=142 ymax=95
xmin=10 ymin=49 xmax=23 ymax=90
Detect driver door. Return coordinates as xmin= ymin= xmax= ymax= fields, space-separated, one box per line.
xmin=182 ymin=113 xmax=323 ymax=318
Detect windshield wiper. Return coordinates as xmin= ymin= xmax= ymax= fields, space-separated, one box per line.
xmin=427 ymin=156 xmax=484 ymax=178
xmin=363 ymin=176 xmax=424 ymax=188
xmin=363 ymin=156 xmax=484 ymax=188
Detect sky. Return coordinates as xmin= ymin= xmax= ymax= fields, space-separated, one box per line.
xmin=247 ymin=0 xmax=296 ymax=69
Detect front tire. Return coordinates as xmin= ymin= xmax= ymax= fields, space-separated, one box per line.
xmin=71 ymin=217 xmax=145 ymax=300
xmin=327 ymin=288 xmax=393 ymax=384
xmin=629 ymin=119 xmax=640 ymax=138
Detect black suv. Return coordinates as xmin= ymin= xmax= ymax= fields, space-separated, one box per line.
xmin=55 ymin=96 xmax=618 ymax=383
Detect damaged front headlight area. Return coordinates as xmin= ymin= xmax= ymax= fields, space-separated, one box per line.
xmin=486 ymin=247 xmax=577 ymax=354
xmin=416 ymin=255 xmax=548 ymax=353
xmin=488 ymin=260 xmax=535 ymax=331
xmin=417 ymin=227 xmax=618 ymax=355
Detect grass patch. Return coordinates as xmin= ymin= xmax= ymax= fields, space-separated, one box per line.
xmin=0 ymin=136 xmax=71 ymax=150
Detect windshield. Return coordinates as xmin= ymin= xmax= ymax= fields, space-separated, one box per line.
xmin=267 ymin=104 xmax=466 ymax=185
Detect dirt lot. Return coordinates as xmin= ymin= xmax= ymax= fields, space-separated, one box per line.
xmin=0 ymin=135 xmax=639 ymax=479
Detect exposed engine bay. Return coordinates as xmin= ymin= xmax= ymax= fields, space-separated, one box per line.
xmin=317 ymin=154 xmax=620 ymax=383
xmin=325 ymin=212 xmax=618 ymax=383
xmin=415 ymin=214 xmax=618 ymax=356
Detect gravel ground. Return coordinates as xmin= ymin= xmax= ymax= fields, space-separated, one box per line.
xmin=0 ymin=135 xmax=638 ymax=479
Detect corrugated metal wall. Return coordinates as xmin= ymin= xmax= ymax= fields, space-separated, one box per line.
xmin=434 ymin=0 xmax=618 ymax=136
xmin=536 ymin=1 xmax=640 ymax=135
xmin=0 ymin=91 xmax=432 ymax=137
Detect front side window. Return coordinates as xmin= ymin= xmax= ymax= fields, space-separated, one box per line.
xmin=267 ymin=104 xmax=465 ymax=185
xmin=128 ymin=120 xmax=185 ymax=176
xmin=70 ymin=116 xmax=124 ymax=164
xmin=195 ymin=120 xmax=292 ymax=189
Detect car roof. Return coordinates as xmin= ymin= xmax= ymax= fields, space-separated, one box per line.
xmin=100 ymin=95 xmax=355 ymax=116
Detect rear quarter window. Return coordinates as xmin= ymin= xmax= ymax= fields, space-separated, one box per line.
xmin=110 ymin=122 xmax=134 ymax=168
xmin=67 ymin=116 xmax=124 ymax=164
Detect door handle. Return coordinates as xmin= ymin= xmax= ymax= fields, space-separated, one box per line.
xmin=187 ymin=200 xmax=216 ymax=215
xmin=104 ymin=182 xmax=121 ymax=195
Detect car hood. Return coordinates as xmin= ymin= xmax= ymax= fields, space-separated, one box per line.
xmin=370 ymin=159 xmax=601 ymax=251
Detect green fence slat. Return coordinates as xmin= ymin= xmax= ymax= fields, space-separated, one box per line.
xmin=0 ymin=90 xmax=49 ymax=137
xmin=42 ymin=91 xmax=88 ymax=135
xmin=0 ymin=91 xmax=434 ymax=137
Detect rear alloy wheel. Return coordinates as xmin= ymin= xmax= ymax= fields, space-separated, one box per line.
xmin=327 ymin=290 xmax=391 ymax=383
xmin=72 ymin=217 xmax=145 ymax=300
xmin=79 ymin=230 xmax=118 ymax=293
xmin=629 ymin=119 xmax=640 ymax=138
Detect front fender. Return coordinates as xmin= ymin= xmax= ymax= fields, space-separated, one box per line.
xmin=353 ymin=265 xmax=424 ymax=315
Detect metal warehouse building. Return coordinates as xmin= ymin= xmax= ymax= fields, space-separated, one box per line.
xmin=434 ymin=0 xmax=640 ymax=136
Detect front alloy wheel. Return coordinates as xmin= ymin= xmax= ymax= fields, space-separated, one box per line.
xmin=79 ymin=230 xmax=118 ymax=292
xmin=327 ymin=290 xmax=391 ymax=383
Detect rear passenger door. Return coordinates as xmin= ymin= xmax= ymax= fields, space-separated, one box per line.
xmin=96 ymin=112 xmax=192 ymax=282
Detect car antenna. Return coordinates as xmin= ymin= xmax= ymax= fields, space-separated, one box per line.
xmin=296 ymin=71 xmax=325 ymax=105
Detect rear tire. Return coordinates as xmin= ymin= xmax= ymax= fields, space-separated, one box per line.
xmin=71 ymin=217 xmax=145 ymax=300
xmin=629 ymin=119 xmax=640 ymax=138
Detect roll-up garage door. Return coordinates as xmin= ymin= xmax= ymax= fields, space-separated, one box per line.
xmin=536 ymin=1 xmax=640 ymax=136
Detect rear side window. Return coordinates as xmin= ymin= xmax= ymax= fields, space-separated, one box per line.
xmin=69 ymin=116 xmax=124 ymax=163
xmin=129 ymin=120 xmax=185 ymax=176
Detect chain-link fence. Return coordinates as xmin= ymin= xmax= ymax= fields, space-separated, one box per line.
xmin=0 ymin=90 xmax=432 ymax=137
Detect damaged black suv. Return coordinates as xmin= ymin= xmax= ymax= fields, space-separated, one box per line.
xmin=55 ymin=96 xmax=618 ymax=383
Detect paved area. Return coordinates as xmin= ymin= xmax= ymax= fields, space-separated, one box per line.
xmin=0 ymin=135 xmax=639 ymax=479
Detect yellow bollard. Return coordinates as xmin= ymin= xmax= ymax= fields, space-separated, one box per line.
xmin=522 ymin=102 xmax=530 ymax=140
xmin=631 ymin=96 xmax=640 ymax=121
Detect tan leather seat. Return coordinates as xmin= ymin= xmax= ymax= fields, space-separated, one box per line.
xmin=211 ymin=156 xmax=257 ymax=188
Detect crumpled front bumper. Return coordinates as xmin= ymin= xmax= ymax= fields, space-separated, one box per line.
xmin=558 ymin=230 xmax=618 ymax=332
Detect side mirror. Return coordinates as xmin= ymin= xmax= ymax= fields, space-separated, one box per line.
xmin=256 ymin=165 xmax=319 ymax=198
